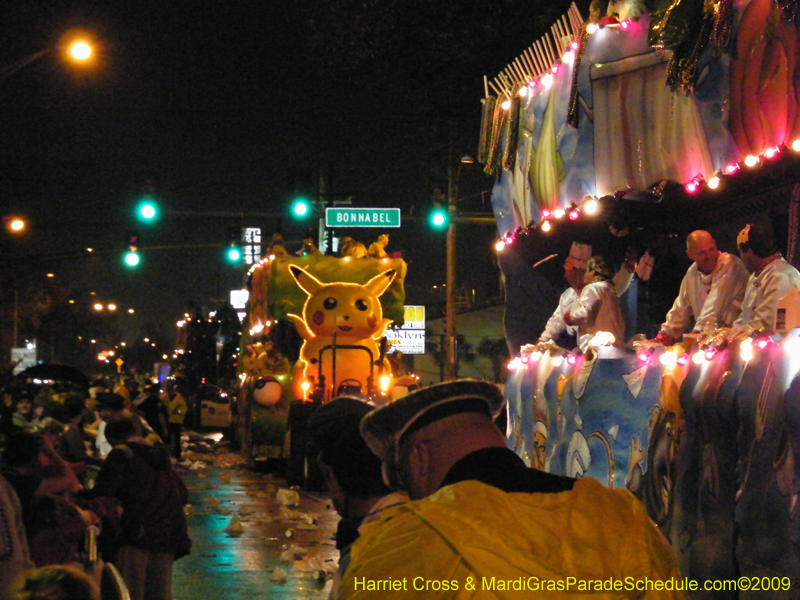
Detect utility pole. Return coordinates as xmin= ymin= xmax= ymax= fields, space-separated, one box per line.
xmin=318 ymin=161 xmax=330 ymax=254
xmin=13 ymin=288 xmax=19 ymax=349
xmin=445 ymin=138 xmax=458 ymax=381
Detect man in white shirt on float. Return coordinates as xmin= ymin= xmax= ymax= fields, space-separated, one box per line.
xmin=730 ymin=224 xmax=800 ymax=336
xmin=537 ymin=242 xmax=592 ymax=349
xmin=655 ymin=230 xmax=749 ymax=345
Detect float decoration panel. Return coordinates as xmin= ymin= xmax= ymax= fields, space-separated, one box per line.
xmin=482 ymin=0 xmax=800 ymax=240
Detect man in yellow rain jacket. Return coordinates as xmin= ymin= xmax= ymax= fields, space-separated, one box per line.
xmin=163 ymin=382 xmax=187 ymax=460
xmin=340 ymin=380 xmax=687 ymax=599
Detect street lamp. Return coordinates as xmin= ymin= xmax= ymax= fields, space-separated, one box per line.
xmin=69 ymin=41 xmax=92 ymax=61
xmin=1 ymin=37 xmax=94 ymax=82
xmin=2 ymin=215 xmax=26 ymax=233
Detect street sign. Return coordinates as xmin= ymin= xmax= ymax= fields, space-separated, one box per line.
xmin=11 ymin=348 xmax=36 ymax=374
xmin=385 ymin=305 xmax=426 ymax=354
xmin=325 ymin=207 xmax=401 ymax=228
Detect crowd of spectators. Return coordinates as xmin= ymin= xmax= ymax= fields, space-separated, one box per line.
xmin=0 ymin=375 xmax=190 ymax=600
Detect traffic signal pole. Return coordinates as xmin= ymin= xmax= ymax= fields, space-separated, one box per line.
xmin=445 ymin=142 xmax=458 ymax=381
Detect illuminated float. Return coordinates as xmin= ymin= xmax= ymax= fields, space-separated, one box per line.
xmin=236 ymin=250 xmax=407 ymax=481
xmin=286 ymin=264 xmax=397 ymax=401
xmin=482 ymin=0 xmax=800 ymax=587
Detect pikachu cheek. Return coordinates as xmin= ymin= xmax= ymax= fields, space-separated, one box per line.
xmin=367 ymin=315 xmax=377 ymax=329
xmin=313 ymin=311 xmax=325 ymax=327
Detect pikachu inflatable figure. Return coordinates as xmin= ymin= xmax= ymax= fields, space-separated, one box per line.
xmin=287 ymin=265 xmax=396 ymax=400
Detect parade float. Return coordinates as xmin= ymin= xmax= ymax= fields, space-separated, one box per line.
xmin=482 ymin=0 xmax=800 ymax=593
xmin=236 ymin=248 xmax=407 ymax=482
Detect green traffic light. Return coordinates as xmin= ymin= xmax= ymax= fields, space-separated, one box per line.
xmin=137 ymin=197 xmax=158 ymax=221
xmin=124 ymin=250 xmax=140 ymax=267
xmin=227 ymin=246 xmax=241 ymax=262
xmin=292 ymin=198 xmax=310 ymax=218
xmin=430 ymin=208 xmax=448 ymax=229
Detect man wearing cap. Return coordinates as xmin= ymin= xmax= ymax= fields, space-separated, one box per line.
xmin=731 ymin=224 xmax=800 ymax=336
xmin=306 ymin=397 xmax=407 ymax=598
xmin=539 ymin=243 xmax=634 ymax=350
xmin=537 ymin=242 xmax=591 ymax=348
xmin=340 ymin=380 xmax=685 ymax=599
xmin=655 ymin=230 xmax=749 ymax=345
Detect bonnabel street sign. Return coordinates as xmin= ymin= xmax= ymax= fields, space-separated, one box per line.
xmin=325 ymin=207 xmax=401 ymax=228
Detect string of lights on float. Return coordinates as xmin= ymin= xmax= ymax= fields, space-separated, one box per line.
xmin=506 ymin=331 xmax=800 ymax=375
xmin=494 ymin=196 xmax=600 ymax=252
xmin=488 ymin=11 xmax=800 ymax=256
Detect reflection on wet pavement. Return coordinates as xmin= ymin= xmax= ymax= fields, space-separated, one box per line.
xmin=172 ymin=434 xmax=339 ymax=600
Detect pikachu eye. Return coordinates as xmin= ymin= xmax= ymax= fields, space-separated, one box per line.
xmin=323 ymin=297 xmax=338 ymax=310
xmin=355 ymin=299 xmax=368 ymax=311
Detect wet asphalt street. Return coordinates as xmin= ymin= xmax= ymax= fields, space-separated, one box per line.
xmin=170 ymin=434 xmax=340 ymax=600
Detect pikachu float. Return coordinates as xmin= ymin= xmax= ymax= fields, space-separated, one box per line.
xmin=287 ymin=265 xmax=396 ymax=400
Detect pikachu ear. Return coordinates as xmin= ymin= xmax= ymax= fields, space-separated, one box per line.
xmin=364 ymin=269 xmax=396 ymax=299
xmin=289 ymin=265 xmax=324 ymax=296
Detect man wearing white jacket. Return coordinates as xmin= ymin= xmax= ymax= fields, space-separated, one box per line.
xmin=656 ymin=230 xmax=749 ymax=345
xmin=731 ymin=224 xmax=800 ymax=336
xmin=564 ymin=256 xmax=626 ymax=352
xmin=537 ymin=242 xmax=591 ymax=348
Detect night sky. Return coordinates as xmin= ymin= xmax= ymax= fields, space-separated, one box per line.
xmin=2 ymin=0 xmax=581 ymax=354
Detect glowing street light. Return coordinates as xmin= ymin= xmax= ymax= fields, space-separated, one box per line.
xmin=1 ymin=35 xmax=95 ymax=82
xmin=69 ymin=40 xmax=92 ymax=61
xmin=3 ymin=215 xmax=27 ymax=234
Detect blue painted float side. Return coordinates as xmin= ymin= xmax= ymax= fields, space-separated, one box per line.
xmin=506 ymin=330 xmax=800 ymax=587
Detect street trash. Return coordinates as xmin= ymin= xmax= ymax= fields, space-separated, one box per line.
xmin=214 ymin=453 xmax=247 ymax=469
xmin=276 ymin=488 xmax=300 ymax=507
xmin=270 ymin=567 xmax=288 ymax=585
xmin=305 ymin=554 xmax=331 ymax=577
xmin=224 ymin=515 xmax=244 ymax=537
xmin=278 ymin=507 xmax=302 ymax=520
xmin=280 ymin=544 xmax=307 ymax=563
xmin=313 ymin=569 xmax=332 ymax=582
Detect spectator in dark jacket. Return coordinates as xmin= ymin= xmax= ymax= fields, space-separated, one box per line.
xmin=133 ymin=385 xmax=168 ymax=443
xmin=2 ymin=431 xmax=94 ymax=567
xmin=86 ymin=417 xmax=191 ymax=600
